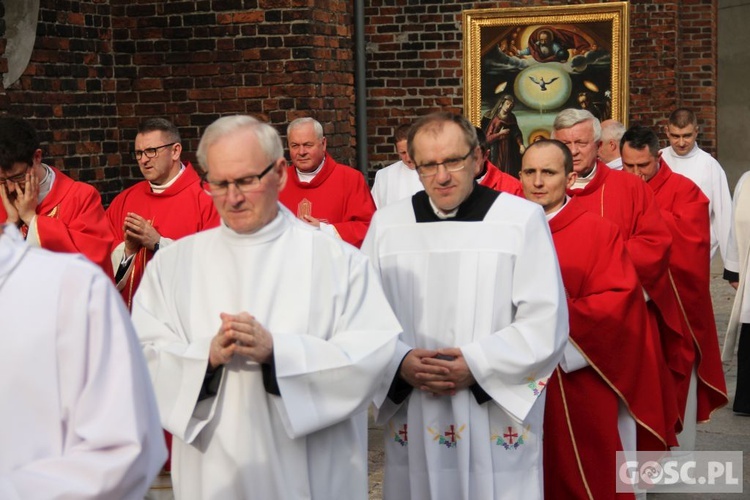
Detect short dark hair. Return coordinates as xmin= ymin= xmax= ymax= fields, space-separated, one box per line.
xmin=392 ymin=124 xmax=411 ymax=144
xmin=621 ymin=124 xmax=660 ymax=157
xmin=407 ymin=112 xmax=478 ymax=163
xmin=524 ymin=139 xmax=574 ymax=175
xmin=668 ymin=108 xmax=697 ymax=129
xmin=0 ymin=116 xmax=40 ymax=171
xmin=138 ymin=118 xmax=181 ymax=144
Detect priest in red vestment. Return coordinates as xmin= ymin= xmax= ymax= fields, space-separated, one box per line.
xmin=521 ymin=139 xmax=669 ymax=499
xmin=476 ymin=126 xmax=524 ymax=196
xmin=106 ymin=118 xmax=220 ymax=310
xmin=621 ymin=125 xmax=728 ymax=446
xmin=553 ymin=109 xmax=691 ymax=445
xmin=0 ymin=116 xmax=113 ymax=275
xmin=279 ymin=117 xmax=375 ymax=248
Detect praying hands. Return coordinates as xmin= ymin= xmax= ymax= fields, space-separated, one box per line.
xmin=209 ymin=312 xmax=274 ymax=368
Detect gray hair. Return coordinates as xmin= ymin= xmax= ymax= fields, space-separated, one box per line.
xmin=287 ymin=117 xmax=324 ymax=140
xmin=552 ymin=109 xmax=601 ymax=142
xmin=600 ymin=119 xmax=626 ymax=144
xmin=196 ymin=115 xmax=283 ymax=172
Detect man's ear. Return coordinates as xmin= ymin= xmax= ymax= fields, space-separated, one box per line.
xmin=32 ymin=148 xmax=43 ymax=166
xmin=276 ymin=158 xmax=288 ymax=192
xmin=566 ymin=171 xmax=578 ymax=189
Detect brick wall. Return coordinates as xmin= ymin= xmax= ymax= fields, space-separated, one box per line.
xmin=0 ymin=1 xmax=7 ymax=111
xmin=628 ymin=0 xmax=717 ymax=143
xmin=0 ymin=1 xmax=121 ymax=197
xmin=0 ymin=0 xmax=718 ymax=201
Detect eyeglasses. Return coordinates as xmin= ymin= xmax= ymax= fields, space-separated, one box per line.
xmin=200 ymin=161 xmax=276 ymax=196
xmin=0 ymin=165 xmax=31 ymax=184
xmin=415 ymin=150 xmax=474 ymax=177
xmin=132 ymin=142 xmax=177 ymax=161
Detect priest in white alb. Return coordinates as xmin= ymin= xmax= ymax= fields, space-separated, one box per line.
xmin=131 ymin=115 xmax=401 ymax=500
xmin=0 ymin=223 xmax=166 ymax=499
xmin=362 ymin=112 xmax=568 ymax=500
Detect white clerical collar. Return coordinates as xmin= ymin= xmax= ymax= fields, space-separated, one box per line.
xmin=607 ymin=157 xmax=622 ymax=170
xmin=428 ymin=197 xmax=458 ymax=219
xmin=296 ymin=158 xmax=326 ymax=183
xmin=546 ymin=195 xmax=570 ymax=221
xmin=671 ymin=143 xmax=700 ymax=159
xmin=38 ymin=163 xmax=55 ymax=203
xmin=149 ymin=164 xmax=186 ymax=193
xmin=218 ymin=203 xmax=289 ymax=245
xmin=572 ymin=164 xmax=597 ymax=190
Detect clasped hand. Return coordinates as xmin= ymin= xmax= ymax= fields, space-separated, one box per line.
xmin=209 ymin=312 xmax=274 ymax=369
xmin=400 ymin=347 xmax=476 ymax=397
xmin=123 ymin=212 xmax=161 ymax=254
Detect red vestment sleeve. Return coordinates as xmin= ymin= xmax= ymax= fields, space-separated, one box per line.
xmin=35 ymin=179 xmax=113 ymax=276
xmin=650 ymin=164 xmax=728 ymax=421
xmin=330 ymin=171 xmax=375 ymax=248
xmin=553 ymin=208 xmax=670 ymax=450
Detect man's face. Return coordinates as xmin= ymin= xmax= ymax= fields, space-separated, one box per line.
xmin=621 ymin=143 xmax=660 ymax=182
xmin=539 ymin=32 xmax=550 ymax=47
xmin=135 ymin=130 xmax=181 ymax=185
xmin=665 ymin=123 xmax=698 ymax=157
xmin=395 ymin=139 xmax=414 ymax=169
xmin=288 ymin=123 xmax=326 ymax=173
xmin=205 ymin=128 xmax=287 ymax=234
xmin=553 ymin=120 xmax=600 ymax=176
xmin=597 ymin=137 xmax=619 ymax=163
xmin=0 ymin=162 xmax=32 ymax=195
xmin=521 ymin=145 xmax=576 ymax=214
xmin=412 ymin=122 xmax=481 ymax=213
xmin=0 ymin=149 xmax=43 ymax=199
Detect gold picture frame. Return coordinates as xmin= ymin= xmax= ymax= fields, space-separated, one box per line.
xmin=463 ymin=2 xmax=629 ymax=177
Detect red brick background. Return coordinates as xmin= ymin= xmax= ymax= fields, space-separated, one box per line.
xmin=0 ymin=0 xmax=718 ymax=202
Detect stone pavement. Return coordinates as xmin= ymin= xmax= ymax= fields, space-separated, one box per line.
xmin=367 ymin=260 xmax=749 ymax=499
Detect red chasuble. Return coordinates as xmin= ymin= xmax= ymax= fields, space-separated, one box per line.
xmin=544 ymin=203 xmax=668 ymax=500
xmin=0 ymin=167 xmax=113 ymax=275
xmin=105 ymin=163 xmax=220 ymax=309
xmin=568 ymin=161 xmax=688 ymax=443
xmin=279 ymin=154 xmax=375 ymax=248
xmin=648 ymin=160 xmax=728 ymax=421
xmin=479 ymin=160 xmax=524 ymax=197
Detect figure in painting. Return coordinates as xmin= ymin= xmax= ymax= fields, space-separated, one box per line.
xmin=483 ymin=94 xmax=525 ymax=178
xmin=510 ymin=26 xmax=593 ymax=63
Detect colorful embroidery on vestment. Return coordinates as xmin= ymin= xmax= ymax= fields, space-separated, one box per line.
xmin=389 ymin=423 xmax=408 ymax=446
xmin=526 ymin=374 xmax=547 ymax=396
xmin=491 ymin=425 xmax=530 ymax=450
xmin=428 ymin=424 xmax=465 ymax=449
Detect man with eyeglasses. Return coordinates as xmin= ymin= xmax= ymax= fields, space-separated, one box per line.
xmin=0 ymin=115 xmax=113 ymax=274
xmin=131 ymin=115 xmax=400 ymax=500
xmin=519 ymin=139 xmax=670 ymax=498
xmin=105 ymin=118 xmax=219 ymax=310
xmin=362 ymin=112 xmax=567 ymax=500
xmin=279 ymin=117 xmax=375 ymax=248
xmin=554 ymin=108 xmax=686 ymax=448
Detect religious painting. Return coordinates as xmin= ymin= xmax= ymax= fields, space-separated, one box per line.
xmin=463 ymin=3 xmax=629 ymax=177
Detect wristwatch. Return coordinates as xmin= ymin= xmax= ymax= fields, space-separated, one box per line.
xmin=153 ymin=241 xmax=160 ymax=252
